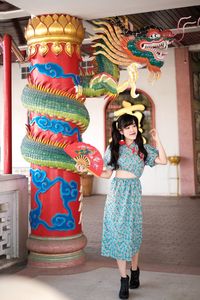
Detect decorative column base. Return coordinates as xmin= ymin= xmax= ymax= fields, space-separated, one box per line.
xmin=27 ymin=233 xmax=87 ymax=268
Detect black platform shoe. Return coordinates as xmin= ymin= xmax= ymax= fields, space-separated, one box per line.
xmin=130 ymin=267 xmax=140 ymax=289
xmin=119 ymin=275 xmax=129 ymax=299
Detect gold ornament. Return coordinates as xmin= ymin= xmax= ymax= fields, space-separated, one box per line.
xmin=38 ymin=43 xmax=49 ymax=56
xmin=65 ymin=42 xmax=74 ymax=57
xmin=25 ymin=14 xmax=85 ymax=56
xmin=28 ymin=45 xmax=37 ymax=57
xmin=114 ymin=101 xmax=145 ymax=119
xmin=168 ymin=156 xmax=181 ymax=165
xmin=51 ymin=42 xmax=63 ymax=55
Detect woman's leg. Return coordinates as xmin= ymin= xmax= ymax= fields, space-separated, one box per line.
xmin=116 ymin=259 xmax=127 ymax=277
xmin=117 ymin=259 xmax=129 ymax=299
xmin=130 ymin=252 xmax=140 ymax=289
xmin=131 ymin=252 xmax=139 ymax=270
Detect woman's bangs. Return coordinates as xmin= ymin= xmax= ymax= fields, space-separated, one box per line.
xmin=122 ymin=120 xmax=134 ymax=128
xmin=121 ymin=116 xmax=137 ymax=128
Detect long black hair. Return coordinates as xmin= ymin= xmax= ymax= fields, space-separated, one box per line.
xmin=108 ymin=114 xmax=147 ymax=169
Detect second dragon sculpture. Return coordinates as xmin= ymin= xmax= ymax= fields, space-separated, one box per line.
xmin=88 ymin=17 xmax=174 ymax=99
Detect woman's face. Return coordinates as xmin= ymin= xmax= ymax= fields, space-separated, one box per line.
xmin=121 ymin=122 xmax=138 ymax=141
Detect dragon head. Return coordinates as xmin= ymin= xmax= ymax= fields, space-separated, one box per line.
xmin=123 ymin=26 xmax=174 ymax=73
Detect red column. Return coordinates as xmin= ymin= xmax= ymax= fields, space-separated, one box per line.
xmin=175 ymin=47 xmax=195 ymax=195
xmin=22 ymin=14 xmax=88 ymax=268
xmin=3 ymin=34 xmax=12 ymax=174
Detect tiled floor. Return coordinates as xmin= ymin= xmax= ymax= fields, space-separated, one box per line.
xmin=82 ymin=195 xmax=200 ymax=275
xmin=1 ymin=195 xmax=200 ymax=299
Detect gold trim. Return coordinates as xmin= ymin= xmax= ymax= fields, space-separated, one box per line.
xmin=25 ymin=14 xmax=85 ymax=46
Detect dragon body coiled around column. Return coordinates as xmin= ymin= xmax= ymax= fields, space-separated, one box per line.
xmin=21 ymin=84 xmax=89 ymax=170
xmin=21 ymin=15 xmax=89 ymax=265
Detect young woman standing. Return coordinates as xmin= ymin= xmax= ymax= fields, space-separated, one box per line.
xmin=100 ymin=113 xmax=167 ymax=299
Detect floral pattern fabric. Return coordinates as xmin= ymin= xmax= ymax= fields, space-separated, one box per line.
xmin=103 ymin=143 xmax=158 ymax=177
xmin=101 ymin=143 xmax=158 ymax=261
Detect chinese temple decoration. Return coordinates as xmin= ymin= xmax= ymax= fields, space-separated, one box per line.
xmin=81 ymin=49 xmax=120 ymax=100
xmin=21 ymin=14 xmax=88 ymax=268
xmin=25 ymin=14 xmax=84 ymax=57
xmin=89 ymin=17 xmax=174 ymax=99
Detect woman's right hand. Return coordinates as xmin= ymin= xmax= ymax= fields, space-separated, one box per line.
xmin=75 ymin=163 xmax=88 ymax=173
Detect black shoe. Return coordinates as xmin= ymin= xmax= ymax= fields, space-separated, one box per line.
xmin=119 ymin=275 xmax=129 ymax=299
xmin=130 ymin=267 xmax=140 ymax=289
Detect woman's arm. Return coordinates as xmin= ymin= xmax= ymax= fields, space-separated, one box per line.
xmin=75 ymin=164 xmax=113 ymax=178
xmin=100 ymin=168 xmax=113 ymax=179
xmin=150 ymin=129 xmax=167 ymax=165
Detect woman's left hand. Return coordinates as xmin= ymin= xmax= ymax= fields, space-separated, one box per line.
xmin=150 ymin=129 xmax=167 ymax=164
xmin=149 ymin=128 xmax=160 ymax=142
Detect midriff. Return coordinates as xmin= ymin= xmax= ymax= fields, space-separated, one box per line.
xmin=115 ymin=170 xmax=137 ymax=179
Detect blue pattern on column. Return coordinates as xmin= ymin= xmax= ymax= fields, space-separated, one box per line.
xmin=29 ymin=62 xmax=80 ymax=86
xmin=30 ymin=116 xmax=82 ymax=141
xmin=30 ymin=168 xmax=78 ymax=231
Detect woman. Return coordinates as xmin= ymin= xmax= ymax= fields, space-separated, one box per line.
xmin=77 ymin=113 xmax=167 ymax=299
xmin=100 ymin=113 xmax=167 ymax=299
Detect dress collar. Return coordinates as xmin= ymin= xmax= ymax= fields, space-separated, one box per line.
xmin=125 ymin=141 xmax=137 ymax=149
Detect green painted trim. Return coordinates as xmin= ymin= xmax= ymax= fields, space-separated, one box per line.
xmin=29 ymin=250 xmax=84 ymax=262
xmin=29 ymin=233 xmax=83 ymax=241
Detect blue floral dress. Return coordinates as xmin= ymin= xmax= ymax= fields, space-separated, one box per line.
xmin=101 ymin=142 xmax=158 ymax=261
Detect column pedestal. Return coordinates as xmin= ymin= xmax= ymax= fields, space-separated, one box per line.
xmin=27 ymin=234 xmax=87 ymax=268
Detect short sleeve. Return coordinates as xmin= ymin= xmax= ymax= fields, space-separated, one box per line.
xmin=144 ymin=144 xmax=159 ymax=167
xmin=103 ymin=145 xmax=114 ymax=170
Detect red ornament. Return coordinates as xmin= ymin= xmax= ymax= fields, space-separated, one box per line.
xmin=119 ymin=139 xmax=126 ymax=145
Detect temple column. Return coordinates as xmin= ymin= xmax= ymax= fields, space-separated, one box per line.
xmin=3 ymin=34 xmax=12 ymax=174
xmin=21 ymin=14 xmax=89 ymax=268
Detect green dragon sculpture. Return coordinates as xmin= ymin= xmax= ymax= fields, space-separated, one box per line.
xmin=82 ymin=17 xmax=174 ymax=99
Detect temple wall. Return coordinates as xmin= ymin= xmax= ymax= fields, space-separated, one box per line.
xmin=83 ymin=48 xmax=179 ymax=195
xmin=0 ymin=47 xmax=194 ymax=195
